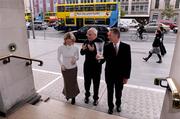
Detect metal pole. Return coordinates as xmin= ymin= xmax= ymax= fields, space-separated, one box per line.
xmin=30 ymin=0 xmax=35 ymax=39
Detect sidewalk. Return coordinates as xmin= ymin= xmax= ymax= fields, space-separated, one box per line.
xmin=32 ymin=68 xmax=165 ymax=119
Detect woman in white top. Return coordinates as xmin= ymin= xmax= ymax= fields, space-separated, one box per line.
xmin=57 ymin=32 xmax=80 ymax=105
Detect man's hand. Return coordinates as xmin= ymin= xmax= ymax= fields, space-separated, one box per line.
xmin=82 ymin=44 xmax=87 ymax=50
xmin=123 ymin=79 xmax=128 ymax=84
xmin=87 ymin=44 xmax=95 ymax=51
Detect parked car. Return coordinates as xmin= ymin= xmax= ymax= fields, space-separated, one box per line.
xmin=71 ymin=25 xmax=109 ymax=42
xmin=144 ymin=23 xmax=170 ymax=33
xmin=120 ymin=19 xmax=139 ymax=28
xmin=28 ymin=21 xmax=48 ymax=30
xmin=173 ymin=27 xmax=178 ymax=33
xmin=118 ymin=23 xmax=129 ymax=32
xmin=158 ymin=19 xmax=177 ymax=30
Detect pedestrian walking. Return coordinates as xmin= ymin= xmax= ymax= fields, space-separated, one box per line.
xmin=57 ymin=32 xmax=80 ymax=105
xmin=143 ymin=26 xmax=162 ymax=63
xmin=159 ymin=24 xmax=167 ymax=56
xmin=103 ymin=28 xmax=132 ymax=114
xmin=80 ymin=27 xmax=103 ymax=106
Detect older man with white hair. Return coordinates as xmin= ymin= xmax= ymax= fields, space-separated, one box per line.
xmin=80 ymin=27 xmax=103 ymax=106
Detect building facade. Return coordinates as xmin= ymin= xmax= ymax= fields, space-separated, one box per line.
xmin=120 ymin=0 xmax=151 ymax=24
xmin=24 ymin=0 xmax=59 ymax=16
xmin=150 ymin=0 xmax=180 ymax=23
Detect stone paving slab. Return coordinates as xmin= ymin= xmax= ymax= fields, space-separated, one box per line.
xmin=33 ymin=70 xmax=165 ymax=119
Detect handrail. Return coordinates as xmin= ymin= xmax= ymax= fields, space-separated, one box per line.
xmin=154 ymin=77 xmax=180 ymax=109
xmin=0 ymin=54 xmax=43 ymax=66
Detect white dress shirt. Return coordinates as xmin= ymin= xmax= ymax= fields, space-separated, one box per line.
xmin=57 ymin=45 xmax=79 ymax=69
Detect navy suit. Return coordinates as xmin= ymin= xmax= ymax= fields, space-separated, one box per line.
xmin=103 ymin=41 xmax=131 ymax=109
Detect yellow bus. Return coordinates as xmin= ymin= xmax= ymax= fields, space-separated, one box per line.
xmin=25 ymin=12 xmax=31 ymax=22
xmin=55 ymin=2 xmax=120 ymax=31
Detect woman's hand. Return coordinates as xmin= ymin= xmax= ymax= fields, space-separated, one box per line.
xmin=71 ymin=56 xmax=76 ymax=65
xmin=61 ymin=65 xmax=66 ymax=71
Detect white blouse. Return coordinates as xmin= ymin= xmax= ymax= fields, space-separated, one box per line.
xmin=57 ymin=45 xmax=79 ymax=69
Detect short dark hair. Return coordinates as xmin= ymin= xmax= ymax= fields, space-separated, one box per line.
xmin=110 ymin=28 xmax=120 ymax=38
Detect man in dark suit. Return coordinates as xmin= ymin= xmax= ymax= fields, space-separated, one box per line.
xmin=80 ymin=27 xmax=103 ymax=106
xmin=103 ymin=28 xmax=131 ymax=114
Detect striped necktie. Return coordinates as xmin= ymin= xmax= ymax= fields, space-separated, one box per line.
xmin=114 ymin=44 xmax=118 ymax=55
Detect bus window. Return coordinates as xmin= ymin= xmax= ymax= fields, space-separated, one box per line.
xmin=85 ymin=18 xmax=95 ymax=24
xmin=66 ymin=18 xmax=75 ymax=24
xmin=65 ymin=6 xmax=74 ymax=12
xmin=107 ymin=4 xmax=116 ymax=11
xmin=84 ymin=5 xmax=94 ymax=11
xmin=95 ymin=4 xmax=106 ymax=11
xmin=106 ymin=18 xmax=110 ymax=25
xmin=75 ymin=5 xmax=84 ymax=11
xmin=57 ymin=6 xmax=65 ymax=12
xmin=75 ymin=6 xmax=80 ymax=11
xmin=95 ymin=19 xmax=106 ymax=24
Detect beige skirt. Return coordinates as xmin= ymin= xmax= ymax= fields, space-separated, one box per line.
xmin=61 ymin=67 xmax=80 ymax=98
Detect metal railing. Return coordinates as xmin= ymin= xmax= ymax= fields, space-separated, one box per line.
xmin=0 ymin=54 xmax=43 ymax=66
xmin=154 ymin=77 xmax=180 ymax=109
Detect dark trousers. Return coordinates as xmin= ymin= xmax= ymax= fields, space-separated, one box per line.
xmin=84 ymin=72 xmax=101 ymax=100
xmin=106 ymin=76 xmax=123 ymax=109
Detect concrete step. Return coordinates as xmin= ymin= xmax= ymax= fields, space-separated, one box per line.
xmin=3 ymin=99 xmax=126 ymax=119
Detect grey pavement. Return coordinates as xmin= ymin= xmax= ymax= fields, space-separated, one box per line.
xmin=28 ymin=30 xmax=176 ymax=119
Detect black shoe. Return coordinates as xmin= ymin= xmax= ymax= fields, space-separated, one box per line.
xmin=71 ymin=98 xmax=75 ymax=105
xmin=108 ymin=109 xmax=113 ymax=114
xmin=84 ymin=97 xmax=89 ymax=104
xmin=116 ymin=107 xmax=121 ymax=112
xmin=143 ymin=57 xmax=148 ymax=62
xmin=93 ymin=100 xmax=98 ymax=106
xmin=66 ymin=97 xmax=69 ymax=101
xmin=156 ymin=60 xmax=162 ymax=63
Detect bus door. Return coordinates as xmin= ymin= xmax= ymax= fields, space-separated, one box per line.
xmin=76 ymin=18 xmax=83 ymax=29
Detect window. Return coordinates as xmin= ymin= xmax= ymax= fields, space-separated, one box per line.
xmin=152 ymin=14 xmax=158 ymax=21
xmin=65 ymin=6 xmax=74 ymax=12
xmin=66 ymin=18 xmax=75 ymax=24
xmin=155 ymin=0 xmax=159 ymax=9
xmin=140 ymin=5 xmax=144 ymax=11
xmin=95 ymin=19 xmax=106 ymax=24
xmin=98 ymin=26 xmax=108 ymax=31
xmin=144 ymin=5 xmax=148 ymax=11
xmin=135 ymin=5 xmax=139 ymax=11
xmin=106 ymin=18 xmax=110 ymax=25
xmin=175 ymin=0 xmax=180 ymax=8
xmin=85 ymin=18 xmax=95 ymax=24
xmin=84 ymin=5 xmax=94 ymax=11
xmin=95 ymin=4 xmax=106 ymax=11
xmin=132 ymin=6 xmax=135 ymax=11
xmin=125 ymin=6 xmax=128 ymax=11
xmin=57 ymin=6 xmax=65 ymax=12
xmin=107 ymin=4 xmax=116 ymax=11
xmin=75 ymin=5 xmax=84 ymax=11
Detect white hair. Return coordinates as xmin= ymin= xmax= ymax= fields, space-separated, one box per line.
xmin=88 ymin=27 xmax=98 ymax=36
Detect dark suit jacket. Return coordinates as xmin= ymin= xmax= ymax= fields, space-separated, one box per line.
xmin=80 ymin=38 xmax=103 ymax=75
xmin=103 ymin=42 xmax=131 ymax=80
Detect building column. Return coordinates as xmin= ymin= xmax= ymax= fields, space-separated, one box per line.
xmin=160 ymin=14 xmax=180 ymax=119
xmin=43 ymin=0 xmax=46 ymax=12
xmin=0 ymin=0 xmax=37 ymax=115
xmin=50 ymin=0 xmax=54 ymax=12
